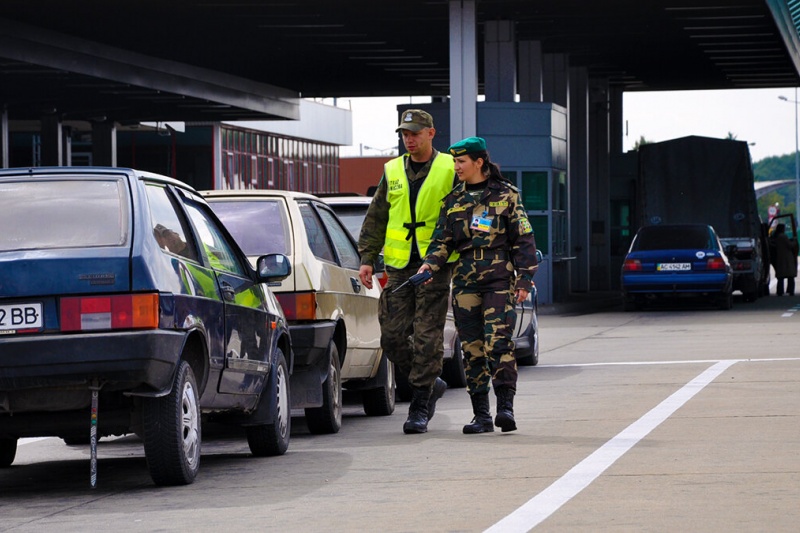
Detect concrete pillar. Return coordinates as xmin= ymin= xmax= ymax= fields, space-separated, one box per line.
xmin=41 ymin=112 xmax=63 ymax=166
xmin=518 ymin=41 xmax=543 ymax=103
xmin=568 ymin=67 xmax=590 ymax=292
xmin=484 ymin=20 xmax=516 ymax=102
xmin=609 ymin=86 xmax=624 ymax=155
xmin=588 ymin=79 xmax=612 ymax=290
xmin=449 ymin=0 xmax=478 ymax=143
xmin=62 ymin=126 xmax=72 ymax=166
xmin=1 ymin=106 xmax=8 ymax=168
xmin=543 ymin=53 xmax=569 ymax=108
xmin=92 ymin=120 xmax=117 ymax=167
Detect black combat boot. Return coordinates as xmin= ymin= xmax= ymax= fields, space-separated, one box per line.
xmin=494 ymin=386 xmax=517 ymax=432
xmin=462 ymin=392 xmax=494 ymax=434
xmin=426 ymin=377 xmax=447 ymax=421
xmin=403 ymin=386 xmax=431 ymax=434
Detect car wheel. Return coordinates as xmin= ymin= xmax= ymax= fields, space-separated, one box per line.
xmin=0 ymin=438 xmax=17 ymax=467
xmin=362 ymin=353 xmax=396 ymax=416
xmin=63 ymin=436 xmax=95 ymax=446
xmin=718 ymin=291 xmax=733 ymax=310
xmin=247 ymin=348 xmax=291 ymax=456
xmin=518 ymin=322 xmax=540 ymax=367
xmin=305 ymin=341 xmax=343 ymax=434
xmin=442 ymin=335 xmax=467 ymax=386
xmin=142 ymin=360 xmax=201 ymax=486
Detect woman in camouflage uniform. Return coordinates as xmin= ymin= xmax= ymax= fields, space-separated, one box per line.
xmin=418 ymin=137 xmax=538 ymax=433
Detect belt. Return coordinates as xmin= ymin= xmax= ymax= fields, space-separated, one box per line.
xmin=467 ymin=248 xmax=508 ymax=261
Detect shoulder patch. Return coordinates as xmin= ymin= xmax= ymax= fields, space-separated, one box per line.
xmin=519 ymin=217 xmax=533 ymax=235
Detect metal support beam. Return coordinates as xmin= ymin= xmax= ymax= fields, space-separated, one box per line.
xmin=449 ymin=0 xmax=478 ymax=144
xmin=484 ymin=20 xmax=516 ymax=102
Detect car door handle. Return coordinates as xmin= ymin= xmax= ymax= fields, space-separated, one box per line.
xmin=220 ymin=280 xmax=236 ymax=302
xmin=350 ymin=277 xmax=361 ymax=293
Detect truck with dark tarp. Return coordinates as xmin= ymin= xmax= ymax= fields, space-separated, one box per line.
xmin=634 ymin=136 xmax=769 ymax=301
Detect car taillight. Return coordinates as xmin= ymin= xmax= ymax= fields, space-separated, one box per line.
xmin=707 ymin=257 xmax=727 ymax=270
xmin=275 ymin=292 xmax=317 ymax=321
xmin=732 ymin=260 xmax=751 ymax=271
xmin=623 ymin=259 xmax=642 ymax=272
xmin=60 ymin=293 xmax=160 ymax=332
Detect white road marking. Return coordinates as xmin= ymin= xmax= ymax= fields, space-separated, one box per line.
xmin=485 ymin=359 xmax=739 ymax=533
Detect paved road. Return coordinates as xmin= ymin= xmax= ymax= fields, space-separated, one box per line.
xmin=2 ymin=295 xmax=798 ymax=532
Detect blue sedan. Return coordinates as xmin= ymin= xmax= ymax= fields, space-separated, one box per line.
xmin=621 ymin=223 xmax=733 ymax=311
xmin=0 ymin=167 xmax=293 ymax=486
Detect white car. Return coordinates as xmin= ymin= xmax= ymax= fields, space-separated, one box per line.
xmin=322 ymin=194 xmax=540 ymax=398
xmin=203 ymin=190 xmax=395 ymax=434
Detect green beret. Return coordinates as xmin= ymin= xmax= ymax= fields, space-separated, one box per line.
xmin=448 ymin=136 xmax=487 ymax=156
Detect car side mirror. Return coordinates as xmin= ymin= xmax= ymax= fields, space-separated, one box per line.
xmin=256 ymin=253 xmax=291 ymax=282
xmin=535 ymin=250 xmax=544 ymax=263
xmin=375 ymin=254 xmax=386 ymax=273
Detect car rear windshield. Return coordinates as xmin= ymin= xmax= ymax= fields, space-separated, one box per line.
xmin=208 ymin=199 xmax=291 ymax=256
xmin=328 ymin=204 xmax=368 ymax=240
xmin=0 ymin=179 xmax=128 ymax=252
xmin=633 ymin=225 xmax=713 ymax=251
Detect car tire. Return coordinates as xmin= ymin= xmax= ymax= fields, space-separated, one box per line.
xmin=305 ymin=341 xmax=343 ymax=434
xmin=717 ymin=291 xmax=733 ymax=310
xmin=442 ymin=335 xmax=467 ymax=387
xmin=63 ymin=436 xmax=95 ymax=446
xmin=247 ymin=348 xmax=291 ymax=456
xmin=0 ymin=438 xmax=17 ymax=467
xmin=142 ymin=360 xmax=201 ymax=486
xmin=362 ymin=353 xmax=396 ymax=416
xmin=517 ymin=325 xmax=540 ymax=367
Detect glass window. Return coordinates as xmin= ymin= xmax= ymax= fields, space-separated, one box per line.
xmin=0 ymin=178 xmax=128 ymax=252
xmin=298 ymin=202 xmax=335 ymax=262
xmin=184 ymin=201 xmax=245 ymax=275
xmin=145 ymin=184 xmax=198 ymax=261
xmin=633 ymin=225 xmax=714 ymax=251
xmin=206 ymin=199 xmax=291 ymax=257
xmin=530 ymin=215 xmax=549 ymax=255
xmin=316 ymin=205 xmax=361 ymax=270
xmin=520 ymin=171 xmax=549 ymax=211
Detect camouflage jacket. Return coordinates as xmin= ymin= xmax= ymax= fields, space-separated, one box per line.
xmin=423 ymin=176 xmax=538 ymax=291
xmin=357 ymin=148 xmax=454 ymax=268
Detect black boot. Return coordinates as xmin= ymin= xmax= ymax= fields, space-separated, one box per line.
xmin=463 ymin=392 xmax=493 ymax=434
xmin=403 ymin=386 xmax=431 ymax=434
xmin=427 ymin=377 xmax=447 ymax=421
xmin=494 ymin=386 xmax=517 ymax=432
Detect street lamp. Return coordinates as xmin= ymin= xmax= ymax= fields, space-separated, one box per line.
xmin=778 ymin=88 xmax=800 ymax=230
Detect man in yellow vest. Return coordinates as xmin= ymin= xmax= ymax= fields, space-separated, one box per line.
xmin=358 ymin=109 xmax=456 ymax=434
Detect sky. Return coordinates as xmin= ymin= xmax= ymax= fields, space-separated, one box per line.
xmin=337 ymin=88 xmax=800 ymax=163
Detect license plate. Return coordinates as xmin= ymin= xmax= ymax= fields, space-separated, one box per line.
xmin=0 ymin=303 xmax=43 ymax=331
xmin=657 ymin=263 xmax=691 ymax=271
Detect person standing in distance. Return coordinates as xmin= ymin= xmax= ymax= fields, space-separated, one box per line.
xmin=772 ymin=222 xmax=798 ymax=296
xmin=418 ymin=137 xmax=538 ymax=433
xmin=358 ymin=109 xmax=457 ymax=434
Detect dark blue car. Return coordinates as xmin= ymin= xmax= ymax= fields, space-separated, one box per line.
xmin=0 ymin=167 xmax=293 ymax=486
xmin=621 ymin=223 xmax=734 ymax=311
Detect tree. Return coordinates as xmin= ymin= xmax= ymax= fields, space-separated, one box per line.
xmin=632 ymin=136 xmax=651 ymax=151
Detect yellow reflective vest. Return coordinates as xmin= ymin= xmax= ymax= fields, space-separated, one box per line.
xmin=383 ymin=153 xmax=456 ymax=268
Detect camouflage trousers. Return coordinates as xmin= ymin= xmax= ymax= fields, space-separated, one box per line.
xmin=452 ymin=286 xmax=518 ymax=395
xmin=379 ymin=262 xmax=452 ymax=389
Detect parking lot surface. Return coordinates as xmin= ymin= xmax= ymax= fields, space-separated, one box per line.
xmin=2 ymin=294 xmax=798 ymax=532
